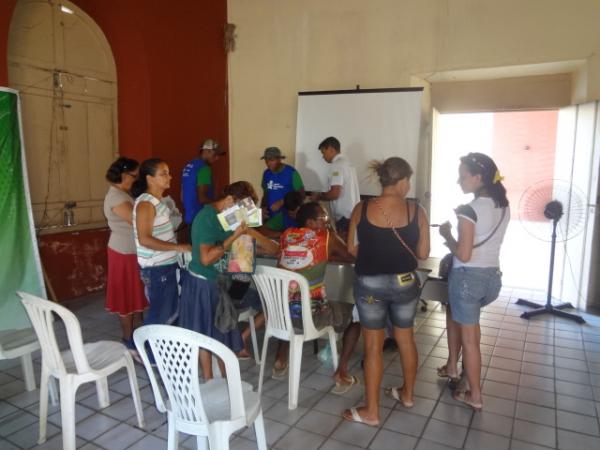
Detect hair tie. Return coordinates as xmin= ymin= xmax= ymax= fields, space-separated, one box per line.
xmin=493 ymin=170 xmax=504 ymax=184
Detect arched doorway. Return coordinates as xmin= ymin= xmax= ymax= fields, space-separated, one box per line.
xmin=8 ymin=0 xmax=118 ymax=231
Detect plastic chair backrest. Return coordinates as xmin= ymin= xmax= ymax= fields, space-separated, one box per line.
xmin=252 ymin=265 xmax=319 ymax=339
xmin=133 ymin=325 xmax=246 ymax=424
xmin=18 ymin=291 xmax=91 ymax=375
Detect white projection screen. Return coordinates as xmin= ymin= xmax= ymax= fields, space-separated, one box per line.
xmin=295 ymin=88 xmax=423 ymax=196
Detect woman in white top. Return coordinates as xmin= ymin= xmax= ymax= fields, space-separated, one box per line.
xmin=132 ymin=159 xmax=191 ymax=327
xmin=439 ymin=152 xmax=510 ymax=411
xmin=103 ymin=157 xmax=148 ymax=351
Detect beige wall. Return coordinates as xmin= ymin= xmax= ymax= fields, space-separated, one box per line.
xmin=227 ymin=0 xmax=600 ymax=196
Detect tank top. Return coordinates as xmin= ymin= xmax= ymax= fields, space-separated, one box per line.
xmin=133 ymin=193 xmax=178 ymax=267
xmin=355 ymin=198 xmax=420 ymax=275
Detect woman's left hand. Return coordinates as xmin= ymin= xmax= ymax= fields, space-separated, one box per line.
xmin=439 ymin=221 xmax=452 ymax=240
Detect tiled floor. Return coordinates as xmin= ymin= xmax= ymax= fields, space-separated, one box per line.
xmin=1 ymin=289 xmax=600 ymax=449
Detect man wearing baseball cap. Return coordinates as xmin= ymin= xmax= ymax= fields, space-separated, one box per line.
xmin=181 ymin=139 xmax=226 ymax=226
xmin=260 ymin=146 xmax=305 ymax=232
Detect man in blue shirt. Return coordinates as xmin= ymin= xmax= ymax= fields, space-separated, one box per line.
xmin=260 ymin=147 xmax=305 ymax=232
xmin=181 ymin=139 xmax=225 ymax=226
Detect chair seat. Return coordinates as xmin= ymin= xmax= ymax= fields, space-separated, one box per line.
xmin=200 ymin=379 xmax=260 ymax=423
xmin=0 ymin=328 xmax=39 ymax=357
xmin=61 ymin=341 xmax=127 ymax=373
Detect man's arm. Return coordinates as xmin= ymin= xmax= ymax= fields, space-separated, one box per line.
xmin=316 ymin=185 xmax=341 ymax=201
xmin=196 ymin=166 xmax=213 ymax=204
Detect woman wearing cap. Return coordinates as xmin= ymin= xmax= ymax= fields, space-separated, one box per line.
xmin=343 ymin=157 xmax=430 ymax=426
xmin=103 ymin=157 xmax=148 ymax=353
xmin=438 ymin=153 xmax=510 ymax=411
xmin=132 ymin=159 xmax=191 ymax=328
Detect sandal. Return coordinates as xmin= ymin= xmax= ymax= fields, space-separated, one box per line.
xmin=271 ymin=361 xmax=289 ymax=380
xmin=437 ymin=365 xmax=461 ymax=387
xmin=342 ymin=407 xmax=379 ymax=427
xmin=331 ymin=374 xmax=359 ymax=395
xmin=452 ymin=390 xmax=483 ymax=411
xmin=236 ymin=349 xmax=252 ymax=361
xmin=384 ymin=386 xmax=414 ymax=408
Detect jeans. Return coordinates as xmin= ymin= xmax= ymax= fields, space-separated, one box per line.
xmin=448 ymin=266 xmax=502 ymax=325
xmin=354 ymin=273 xmax=420 ymax=329
xmin=140 ymin=263 xmax=180 ymax=326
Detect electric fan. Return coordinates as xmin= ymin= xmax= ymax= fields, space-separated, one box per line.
xmin=515 ymin=179 xmax=587 ymax=323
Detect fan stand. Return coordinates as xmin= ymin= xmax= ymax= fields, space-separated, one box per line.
xmin=516 ymin=218 xmax=586 ymax=324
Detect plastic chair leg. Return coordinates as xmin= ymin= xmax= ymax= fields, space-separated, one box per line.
xmin=257 ymin=334 xmax=270 ymax=396
xmin=125 ymin=356 xmax=145 ymax=428
xmin=48 ymin=377 xmax=58 ymax=406
xmin=166 ymin=412 xmax=179 ymax=450
xmin=37 ymin=365 xmax=50 ymax=445
xmin=196 ymin=435 xmax=209 ymax=450
xmin=249 ymin=315 xmax=260 ymax=365
xmin=288 ymin=336 xmax=303 ymax=410
xmin=254 ymin=409 xmax=268 ymax=450
xmin=59 ymin=379 xmax=77 ymax=450
xmin=95 ymin=377 xmax=110 ymax=408
xmin=21 ymin=353 xmax=36 ymax=391
xmin=328 ymin=330 xmax=339 ymax=371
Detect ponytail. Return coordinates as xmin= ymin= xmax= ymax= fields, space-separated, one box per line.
xmin=460 ymin=152 xmax=509 ymax=208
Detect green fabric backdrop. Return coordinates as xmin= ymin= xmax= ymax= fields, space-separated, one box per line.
xmin=0 ymin=88 xmax=45 ymax=330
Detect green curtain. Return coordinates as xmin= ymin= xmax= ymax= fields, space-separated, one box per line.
xmin=0 ymin=89 xmax=45 ymax=330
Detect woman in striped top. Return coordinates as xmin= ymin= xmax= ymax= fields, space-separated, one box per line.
xmin=132 ymin=159 xmax=191 ymax=327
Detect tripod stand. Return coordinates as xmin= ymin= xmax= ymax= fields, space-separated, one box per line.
xmin=516 ymin=201 xmax=585 ymax=324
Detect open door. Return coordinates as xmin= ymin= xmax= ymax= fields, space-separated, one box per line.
xmin=553 ymin=101 xmax=600 ymax=309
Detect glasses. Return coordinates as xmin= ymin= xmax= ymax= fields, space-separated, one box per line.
xmin=316 ymin=214 xmax=329 ymax=222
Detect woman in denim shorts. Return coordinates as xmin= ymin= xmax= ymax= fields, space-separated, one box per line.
xmin=439 ymin=153 xmax=510 ymax=411
xmin=343 ymin=157 xmax=430 ymax=427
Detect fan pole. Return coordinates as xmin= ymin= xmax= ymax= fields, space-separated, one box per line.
xmin=516 ymin=219 xmax=585 ymax=324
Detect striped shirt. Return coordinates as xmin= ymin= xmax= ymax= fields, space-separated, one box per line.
xmin=133 ymin=193 xmax=178 ymax=267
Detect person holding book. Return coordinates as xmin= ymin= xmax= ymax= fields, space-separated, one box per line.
xmin=179 ymin=181 xmax=278 ymax=378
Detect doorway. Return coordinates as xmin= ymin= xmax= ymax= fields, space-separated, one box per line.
xmin=8 ymin=0 xmax=118 ymax=232
xmin=430 ymin=108 xmax=600 ymax=309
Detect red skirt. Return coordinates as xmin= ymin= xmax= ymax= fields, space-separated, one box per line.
xmin=105 ymin=247 xmax=149 ymax=315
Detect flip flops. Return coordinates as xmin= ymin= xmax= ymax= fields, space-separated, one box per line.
xmin=452 ymin=390 xmax=483 ymax=411
xmin=331 ymin=374 xmax=360 ymax=395
xmin=342 ymin=407 xmax=380 ymax=427
xmin=236 ymin=349 xmax=252 ymax=361
xmin=271 ymin=361 xmax=289 ymax=380
xmin=384 ymin=386 xmax=414 ymax=408
xmin=437 ymin=365 xmax=461 ymax=389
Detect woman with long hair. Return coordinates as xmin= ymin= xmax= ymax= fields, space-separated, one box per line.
xmin=132 ymin=159 xmax=191 ymax=328
xmin=343 ymin=157 xmax=430 ymax=426
xmin=103 ymin=157 xmax=148 ymax=353
xmin=438 ymin=152 xmax=510 ymax=411
xmin=180 ymin=181 xmax=278 ymax=379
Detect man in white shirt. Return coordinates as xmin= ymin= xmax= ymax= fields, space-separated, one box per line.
xmin=312 ymin=136 xmax=361 ymax=240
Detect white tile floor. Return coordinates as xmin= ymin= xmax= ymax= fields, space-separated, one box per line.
xmin=1 ymin=289 xmax=600 ymax=449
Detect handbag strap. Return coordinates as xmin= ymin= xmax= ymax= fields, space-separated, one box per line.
xmin=472 ymin=207 xmax=507 ymax=249
xmin=372 ymin=198 xmax=418 ymax=262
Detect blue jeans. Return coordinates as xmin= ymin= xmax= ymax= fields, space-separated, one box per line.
xmin=140 ymin=263 xmax=180 ymax=326
xmin=354 ymin=273 xmax=420 ymax=329
xmin=448 ymin=266 xmax=502 ymax=325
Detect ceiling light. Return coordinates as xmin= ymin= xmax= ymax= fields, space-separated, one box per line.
xmin=60 ymin=5 xmax=74 ymax=14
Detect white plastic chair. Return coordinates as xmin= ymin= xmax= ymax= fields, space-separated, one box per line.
xmin=134 ymin=324 xmax=267 ymax=450
xmin=0 ymin=328 xmax=40 ymax=392
xmin=420 ymin=278 xmax=449 ymax=305
xmin=18 ymin=292 xmax=145 ymax=450
xmin=252 ymin=265 xmax=339 ymax=410
xmin=237 ymin=308 xmax=261 ymax=365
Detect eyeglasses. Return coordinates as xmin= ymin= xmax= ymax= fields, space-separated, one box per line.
xmin=316 ymin=215 xmax=329 ymax=221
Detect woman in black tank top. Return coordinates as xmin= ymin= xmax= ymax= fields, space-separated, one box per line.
xmin=342 ymin=157 xmax=430 ymax=426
